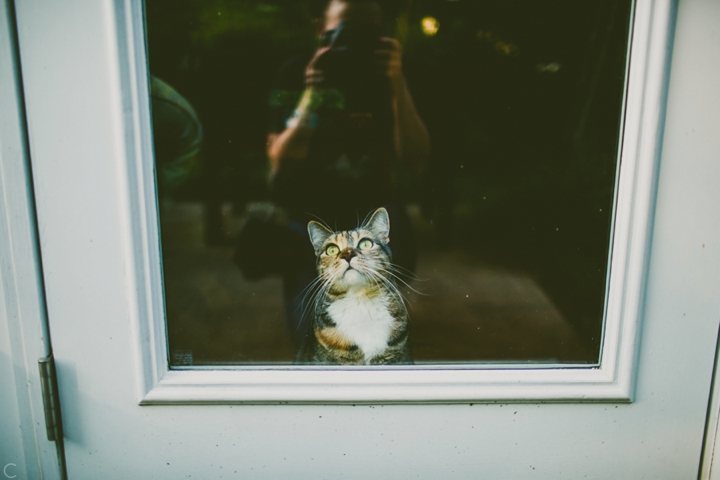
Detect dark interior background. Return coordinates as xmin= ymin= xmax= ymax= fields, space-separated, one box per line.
xmin=146 ymin=0 xmax=633 ymax=365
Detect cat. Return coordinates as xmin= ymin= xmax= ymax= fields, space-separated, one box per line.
xmin=296 ymin=207 xmax=413 ymax=365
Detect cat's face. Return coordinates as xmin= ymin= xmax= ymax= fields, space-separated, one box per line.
xmin=307 ymin=208 xmax=392 ymax=290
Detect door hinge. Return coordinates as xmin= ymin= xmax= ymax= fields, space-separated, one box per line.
xmin=38 ymin=354 xmax=63 ymax=442
xmin=37 ymin=354 xmax=68 ymax=479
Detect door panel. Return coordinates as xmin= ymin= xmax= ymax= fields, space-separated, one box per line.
xmin=0 ymin=1 xmax=62 ymax=478
xmin=12 ymin=0 xmax=720 ymax=478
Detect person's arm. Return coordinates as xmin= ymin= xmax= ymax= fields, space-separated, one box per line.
xmin=267 ymin=48 xmax=331 ymax=176
xmin=378 ymin=38 xmax=431 ymax=169
xmin=267 ymin=89 xmax=320 ymax=175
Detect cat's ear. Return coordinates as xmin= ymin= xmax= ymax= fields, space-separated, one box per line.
xmin=364 ymin=207 xmax=390 ymax=243
xmin=307 ymin=221 xmax=333 ymax=251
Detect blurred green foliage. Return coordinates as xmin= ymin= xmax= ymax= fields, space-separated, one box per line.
xmin=189 ymin=1 xmax=316 ymax=46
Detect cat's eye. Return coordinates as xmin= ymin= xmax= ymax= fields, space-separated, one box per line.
xmin=325 ymin=244 xmax=340 ymax=256
xmin=358 ymin=238 xmax=374 ymax=250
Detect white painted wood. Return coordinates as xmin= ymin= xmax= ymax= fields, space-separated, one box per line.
xmin=44 ymin=0 xmax=675 ymax=405
xmin=690 ymin=3 xmax=720 ymax=476
xmin=12 ymin=0 xmax=720 ymax=476
xmin=0 ymin=1 xmax=60 ymax=478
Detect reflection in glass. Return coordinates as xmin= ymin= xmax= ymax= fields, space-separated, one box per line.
xmin=146 ymin=0 xmax=633 ymax=366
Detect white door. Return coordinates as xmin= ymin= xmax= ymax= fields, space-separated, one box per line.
xmin=8 ymin=0 xmax=720 ymax=478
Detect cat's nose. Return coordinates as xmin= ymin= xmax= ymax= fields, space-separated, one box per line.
xmin=339 ymin=249 xmax=355 ymax=262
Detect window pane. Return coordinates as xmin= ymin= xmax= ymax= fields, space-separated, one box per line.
xmin=146 ymin=0 xmax=632 ymax=366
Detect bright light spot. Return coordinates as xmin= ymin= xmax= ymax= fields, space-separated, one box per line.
xmin=494 ymin=41 xmax=519 ymax=56
xmin=421 ymin=17 xmax=439 ymax=36
xmin=536 ymin=62 xmax=561 ymax=73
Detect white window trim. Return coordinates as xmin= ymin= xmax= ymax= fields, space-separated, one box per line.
xmin=110 ymin=0 xmax=676 ymax=404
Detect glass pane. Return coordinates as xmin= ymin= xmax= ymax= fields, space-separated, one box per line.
xmin=146 ymin=0 xmax=632 ymax=366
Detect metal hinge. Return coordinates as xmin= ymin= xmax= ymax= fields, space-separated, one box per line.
xmin=38 ymin=354 xmax=63 ymax=442
xmin=37 ymin=354 xmax=68 ymax=479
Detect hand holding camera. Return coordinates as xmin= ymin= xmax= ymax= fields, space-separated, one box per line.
xmin=304 ymin=23 xmax=405 ymax=98
xmin=304 ymin=46 xmax=332 ymax=90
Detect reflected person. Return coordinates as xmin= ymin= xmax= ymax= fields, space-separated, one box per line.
xmin=266 ymin=0 xmax=430 ymax=342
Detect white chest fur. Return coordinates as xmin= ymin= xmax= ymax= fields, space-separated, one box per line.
xmin=327 ymin=292 xmax=394 ymax=362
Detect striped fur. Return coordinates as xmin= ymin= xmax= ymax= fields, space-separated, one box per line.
xmin=296 ymin=208 xmax=413 ymax=365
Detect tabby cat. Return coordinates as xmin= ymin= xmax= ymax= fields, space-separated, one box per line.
xmin=296 ymin=207 xmax=413 ymax=364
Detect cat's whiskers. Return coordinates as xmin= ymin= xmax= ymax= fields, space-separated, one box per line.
xmin=361 ymin=265 xmax=410 ymax=317
xmin=304 ymin=268 xmax=339 ymax=314
xmin=383 ymin=263 xmax=427 ymax=283
xmin=379 ymin=265 xmax=427 ymax=296
xmin=297 ymin=271 xmax=329 ymax=302
xmin=297 ymin=271 xmax=333 ymax=330
xmin=381 ymin=261 xmax=417 ymax=276
xmin=356 ymin=256 xmax=419 ymax=297
xmin=314 ymin=263 xmax=347 ymax=312
xmin=310 ymin=280 xmax=333 ymax=322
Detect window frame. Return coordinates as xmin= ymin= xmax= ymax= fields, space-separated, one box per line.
xmin=113 ymin=0 xmax=675 ymax=404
